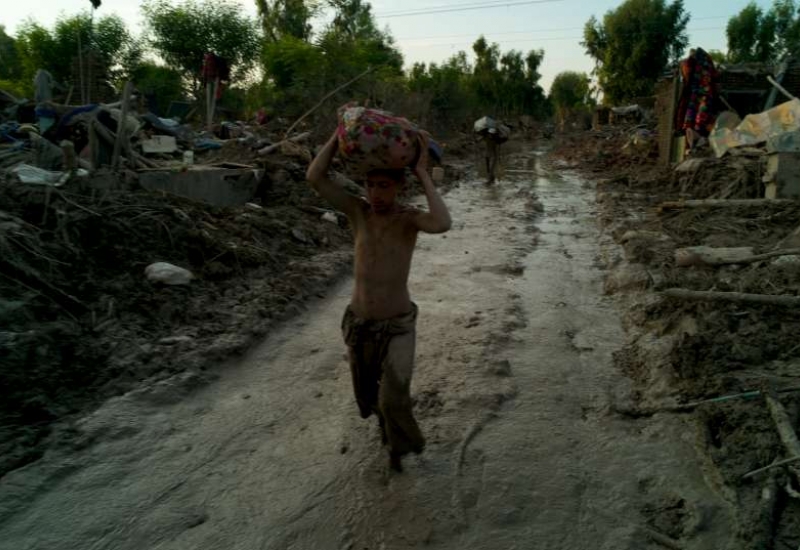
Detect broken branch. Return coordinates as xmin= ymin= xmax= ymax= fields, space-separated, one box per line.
xmin=743 ymin=455 xmax=800 ymax=480
xmin=662 ymin=288 xmax=800 ymax=307
xmin=283 ymin=66 xmax=375 ymax=139
xmin=257 ymin=131 xmax=312 ymax=156
xmin=675 ymin=247 xmax=800 ymax=267
xmin=659 ymin=199 xmax=796 ymax=211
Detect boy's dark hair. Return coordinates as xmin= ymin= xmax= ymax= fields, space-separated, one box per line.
xmin=365 ymin=168 xmax=405 ymax=184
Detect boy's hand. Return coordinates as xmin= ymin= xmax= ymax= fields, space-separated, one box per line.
xmin=415 ymin=133 xmax=430 ymax=180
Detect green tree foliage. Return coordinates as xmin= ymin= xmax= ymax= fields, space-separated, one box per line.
xmin=318 ymin=0 xmax=403 ymax=79
xmin=14 ymin=13 xmax=140 ymax=88
xmin=260 ymin=0 xmax=403 ymax=117
xmin=549 ymin=71 xmax=592 ymax=125
xmin=0 ymin=26 xmax=22 ymax=81
xmin=1 ymin=0 xmax=552 ymax=129
xmin=726 ymin=3 xmax=776 ymax=62
xmin=408 ymin=52 xmax=474 ymax=128
xmin=726 ymin=0 xmax=800 ymax=62
xmin=470 ymin=37 xmax=546 ymax=116
xmin=406 ymin=37 xmax=548 ymax=129
xmin=583 ymin=0 xmax=689 ymax=103
xmin=130 ymin=62 xmax=186 ymax=115
xmin=256 ymin=0 xmax=319 ymax=41
xmin=707 ymin=49 xmax=728 ymax=64
xmin=142 ymin=0 xmax=260 ymax=91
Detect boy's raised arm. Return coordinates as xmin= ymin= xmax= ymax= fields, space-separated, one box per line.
xmin=306 ymin=131 xmax=360 ymax=219
xmin=412 ymin=137 xmax=452 ymax=234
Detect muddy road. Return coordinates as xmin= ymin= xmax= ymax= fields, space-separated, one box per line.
xmin=0 ymin=151 xmax=734 ymax=549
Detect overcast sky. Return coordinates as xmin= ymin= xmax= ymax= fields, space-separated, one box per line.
xmin=1 ymin=0 xmax=775 ymax=91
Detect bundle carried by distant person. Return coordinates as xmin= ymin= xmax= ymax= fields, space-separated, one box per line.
xmin=336 ymin=103 xmax=441 ymax=174
xmin=474 ymin=116 xmax=510 ymax=143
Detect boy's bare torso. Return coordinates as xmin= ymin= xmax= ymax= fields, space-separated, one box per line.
xmin=305 ymin=129 xmax=451 ymax=322
xmin=350 ymin=201 xmax=419 ymax=320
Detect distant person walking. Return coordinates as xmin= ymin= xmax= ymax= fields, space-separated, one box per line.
xmin=474 ymin=116 xmax=509 ymax=184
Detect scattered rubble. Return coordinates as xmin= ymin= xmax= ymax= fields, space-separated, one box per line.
xmin=0 ymin=84 xmax=470 ymax=481
xmin=552 ymin=114 xmax=800 ymax=549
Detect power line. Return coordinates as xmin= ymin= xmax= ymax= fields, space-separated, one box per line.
xmin=376 ymin=0 xmax=565 ymax=19
xmin=394 ymin=16 xmax=730 ymax=41
xmin=398 ymin=26 xmax=588 ymax=40
xmin=400 ymin=26 xmax=728 ymax=47
xmin=378 ymin=0 xmax=539 ymax=16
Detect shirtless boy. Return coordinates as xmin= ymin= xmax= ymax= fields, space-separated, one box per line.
xmin=306 ymin=130 xmax=452 ymax=472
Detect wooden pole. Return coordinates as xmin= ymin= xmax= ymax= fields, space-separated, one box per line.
xmin=767 ymin=75 xmax=797 ymax=102
xmin=206 ymin=81 xmax=213 ymax=131
xmin=209 ymin=77 xmax=220 ymax=129
xmin=111 ymin=82 xmax=134 ymax=170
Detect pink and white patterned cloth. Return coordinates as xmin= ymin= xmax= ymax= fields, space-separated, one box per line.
xmin=337 ymin=105 xmax=422 ymax=172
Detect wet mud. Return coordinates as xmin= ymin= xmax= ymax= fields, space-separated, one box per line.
xmin=0 ymin=149 xmax=736 ymax=550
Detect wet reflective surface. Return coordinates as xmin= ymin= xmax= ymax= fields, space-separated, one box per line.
xmin=0 ymin=150 xmax=734 ymax=550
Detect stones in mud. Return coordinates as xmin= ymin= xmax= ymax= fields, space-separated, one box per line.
xmin=321 ymin=211 xmax=338 ymax=225
xmin=291 ymin=228 xmax=311 ymax=244
xmin=145 ymin=262 xmax=194 ymax=286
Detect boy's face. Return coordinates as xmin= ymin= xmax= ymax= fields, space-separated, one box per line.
xmin=365 ymin=174 xmax=400 ymax=213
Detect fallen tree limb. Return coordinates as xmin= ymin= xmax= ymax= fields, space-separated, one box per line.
xmin=659 ymin=199 xmax=796 ymax=211
xmin=92 ymin=119 xmax=155 ymax=170
xmin=765 ymin=394 xmax=800 ymax=481
xmin=767 ymin=75 xmax=797 ymax=101
xmin=751 ymin=474 xmax=781 ymax=550
xmin=283 ymin=66 xmax=374 ymax=139
xmin=675 ymin=247 xmax=754 ymax=267
xmin=257 ymin=131 xmax=312 ymax=156
xmin=743 ymin=455 xmax=800 ymax=479
xmin=675 ymin=246 xmax=800 ymax=267
xmin=662 ymin=288 xmax=800 ymax=307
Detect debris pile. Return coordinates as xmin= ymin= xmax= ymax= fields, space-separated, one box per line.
xmin=554 ymin=122 xmax=800 ymax=548
xmin=0 ymin=83 xmax=468 ymax=479
xmin=0 ymin=173 xmax=353 ymax=477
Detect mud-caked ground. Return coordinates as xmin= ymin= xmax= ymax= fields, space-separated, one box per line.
xmin=0 ymin=143 xmax=746 ymax=550
xmin=0 ymin=137 xmax=469 ymax=482
xmin=553 ymin=129 xmax=800 ymax=549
